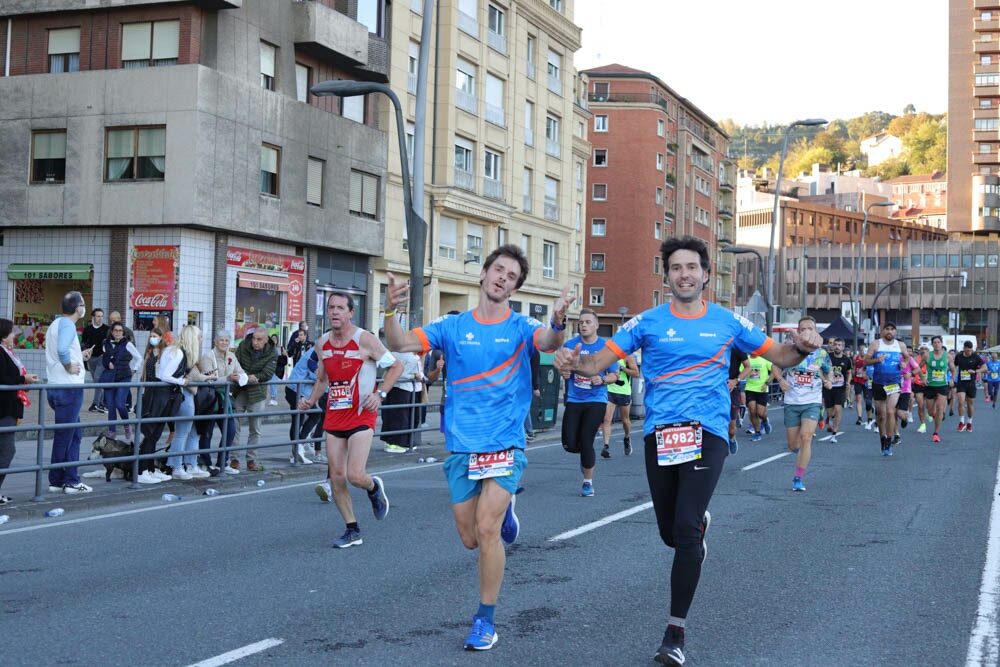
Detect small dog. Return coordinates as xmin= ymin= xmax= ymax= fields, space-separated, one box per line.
xmin=89 ymin=434 xmax=136 ymax=482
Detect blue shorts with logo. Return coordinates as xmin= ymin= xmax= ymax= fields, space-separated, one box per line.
xmin=443 ymin=447 xmax=528 ymax=504
xmin=783 ymin=403 xmax=822 ymax=427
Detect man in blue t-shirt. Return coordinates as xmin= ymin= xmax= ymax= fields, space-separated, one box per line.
xmin=554 ymin=235 xmax=823 ymax=666
xmin=383 ymin=244 xmax=573 ymax=653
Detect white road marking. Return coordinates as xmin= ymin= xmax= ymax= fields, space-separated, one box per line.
xmin=549 ymin=502 xmax=653 ymax=541
xmin=185 ymin=638 xmax=284 ymax=667
xmin=965 ymin=450 xmax=1000 ymax=666
xmin=740 ymin=452 xmax=791 ymax=471
xmin=818 ymin=432 xmax=843 ymax=442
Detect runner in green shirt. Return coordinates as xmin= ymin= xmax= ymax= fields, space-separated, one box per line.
xmin=742 ymin=355 xmax=780 ymax=441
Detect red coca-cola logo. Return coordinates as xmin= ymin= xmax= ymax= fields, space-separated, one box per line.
xmin=289 ymin=280 xmax=302 ymax=297
xmin=290 ymin=259 xmax=305 ymax=272
xmin=226 ymin=250 xmax=244 ymax=263
xmin=134 ymin=293 xmax=170 ymax=309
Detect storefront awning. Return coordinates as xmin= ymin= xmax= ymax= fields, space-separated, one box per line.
xmin=7 ymin=263 xmax=93 ymax=280
xmin=238 ymin=272 xmax=289 ymax=292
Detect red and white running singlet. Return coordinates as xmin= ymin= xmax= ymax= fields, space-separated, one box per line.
xmin=318 ymin=328 xmax=378 ymax=432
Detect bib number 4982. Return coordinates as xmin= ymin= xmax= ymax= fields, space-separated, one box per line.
xmin=655 ymin=421 xmax=702 ymax=467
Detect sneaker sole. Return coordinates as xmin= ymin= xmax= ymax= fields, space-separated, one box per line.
xmin=654 ymin=647 xmax=685 ymax=665
xmin=370 ymin=476 xmax=389 ymax=520
xmin=501 ymin=496 xmax=519 ymax=544
xmin=464 ymin=629 xmax=498 ymax=651
xmin=332 ymin=538 xmax=363 ymax=549
xmin=315 ymin=484 xmax=332 ymax=503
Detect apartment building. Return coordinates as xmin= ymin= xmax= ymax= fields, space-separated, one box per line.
xmin=886 ymin=172 xmax=948 ymax=230
xmin=378 ymin=0 xmax=588 ymax=328
xmin=0 ymin=0 xmax=391 ymax=372
xmin=579 ymin=63 xmax=733 ymax=333
xmin=948 ymin=0 xmax=1000 ymax=233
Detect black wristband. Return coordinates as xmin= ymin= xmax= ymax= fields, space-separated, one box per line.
xmin=794 ymin=345 xmax=811 ymax=357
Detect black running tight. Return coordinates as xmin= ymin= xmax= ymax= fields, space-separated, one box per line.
xmin=562 ymin=401 xmax=606 ymax=470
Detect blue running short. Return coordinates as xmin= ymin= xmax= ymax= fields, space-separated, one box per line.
xmin=783 ymin=403 xmax=822 ymax=428
xmin=443 ymin=448 xmax=528 ymax=504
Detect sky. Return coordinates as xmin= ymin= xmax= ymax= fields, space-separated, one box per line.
xmin=573 ymin=0 xmax=948 ymax=127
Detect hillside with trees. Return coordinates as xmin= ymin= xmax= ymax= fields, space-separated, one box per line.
xmin=720 ymin=107 xmax=947 ymax=180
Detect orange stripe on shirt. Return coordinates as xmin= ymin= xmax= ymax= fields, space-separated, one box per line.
xmin=749 ymin=337 xmax=775 ymax=358
xmin=454 ymin=360 xmax=522 ymax=392
xmin=606 ymin=340 xmax=627 ymax=359
xmin=452 ymin=341 xmax=525 ymax=386
xmin=414 ymin=329 xmax=431 ymax=354
xmin=650 ymin=337 xmax=733 ymax=383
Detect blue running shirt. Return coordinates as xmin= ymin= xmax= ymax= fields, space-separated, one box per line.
xmin=871 ymin=339 xmax=903 ymax=385
xmin=608 ymin=301 xmax=772 ymax=440
xmin=986 ymin=359 xmax=1000 ymax=382
xmin=416 ymin=309 xmax=546 ymax=454
xmin=564 ymin=335 xmax=619 ymax=404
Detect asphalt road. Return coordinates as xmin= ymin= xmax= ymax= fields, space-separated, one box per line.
xmin=2 ymin=402 xmax=1000 ymax=666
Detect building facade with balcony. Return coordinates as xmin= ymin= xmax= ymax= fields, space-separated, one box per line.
xmin=886 ymin=172 xmax=948 ymax=230
xmin=579 ymin=63 xmax=732 ymax=334
xmin=948 ymin=0 xmax=1000 ymax=233
xmin=379 ymin=0 xmax=588 ymax=328
xmin=0 ymin=0 xmax=393 ymax=372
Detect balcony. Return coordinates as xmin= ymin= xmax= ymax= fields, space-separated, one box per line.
xmin=407 ymin=72 xmax=417 ymax=94
xmin=547 ymin=74 xmax=561 ymax=95
xmin=718 ymin=207 xmax=734 ymax=220
xmin=975 ymin=85 xmax=1000 ymax=99
xmin=974 ymin=152 xmax=1000 ymax=164
xmin=719 ymin=179 xmax=734 ymax=192
xmin=458 ymin=10 xmax=478 ymax=38
xmin=525 ymin=127 xmax=534 ymax=146
xmin=411 ymin=0 xmax=423 ymax=13
xmin=717 ymin=258 xmax=732 ymax=275
xmin=544 ymin=199 xmax=559 ymax=222
xmin=587 ymin=92 xmax=668 ymax=109
xmin=975 ymin=0 xmax=1000 ymax=10
xmin=523 ymin=195 xmax=532 ymax=213
xmin=292 ymin=0 xmax=368 ymax=67
xmin=545 ymin=138 xmax=561 ymax=158
xmin=975 ymin=40 xmax=1000 ymax=54
xmin=483 ymin=177 xmax=504 ymax=200
xmin=487 ymin=31 xmax=507 ymax=55
xmin=454 ymin=168 xmax=475 ymax=192
xmin=456 ymin=89 xmax=478 ymax=115
xmin=975 ymin=129 xmax=1000 ymax=143
xmin=976 ymin=17 xmax=1000 ymax=31
xmin=485 ymin=102 xmax=505 ymax=127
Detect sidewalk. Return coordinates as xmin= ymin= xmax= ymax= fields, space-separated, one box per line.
xmin=0 ymin=387 xmax=573 ymax=522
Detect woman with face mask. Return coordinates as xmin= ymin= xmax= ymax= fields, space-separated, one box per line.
xmin=101 ymin=322 xmax=140 ymax=442
xmin=1 ymin=318 xmax=39 ymax=504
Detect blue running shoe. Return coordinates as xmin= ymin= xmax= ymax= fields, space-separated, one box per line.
xmin=367 ymin=476 xmax=389 ymax=520
xmin=885 ymin=447 xmax=893 ymax=456
xmin=654 ymin=625 xmax=685 ymax=665
xmin=581 ymin=480 xmax=595 ymax=497
xmin=750 ymin=432 xmax=762 ymax=442
xmin=792 ymin=476 xmax=806 ymax=492
xmin=728 ymin=438 xmax=739 ymax=455
xmin=762 ymin=420 xmax=772 ymax=435
xmin=464 ymin=616 xmax=498 ymax=651
xmin=332 ymin=527 xmax=363 ymax=548
xmin=501 ymin=495 xmax=519 ymax=544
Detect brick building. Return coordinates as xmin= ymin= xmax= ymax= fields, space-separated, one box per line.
xmin=0 ymin=0 xmax=391 ymax=374
xmin=579 ymin=63 xmax=733 ymax=333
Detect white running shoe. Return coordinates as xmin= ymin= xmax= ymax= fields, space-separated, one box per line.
xmin=137 ymin=471 xmax=161 ymax=484
xmin=186 ymin=464 xmax=210 ymax=478
xmin=171 ymin=466 xmax=192 ymax=480
xmin=152 ymin=470 xmax=172 ymax=482
xmin=63 ymin=482 xmax=93 ymax=494
xmin=295 ymin=444 xmax=313 ymax=464
xmin=223 ymin=466 xmax=240 ymax=475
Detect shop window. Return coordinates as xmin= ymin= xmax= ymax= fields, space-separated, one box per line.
xmin=9 ymin=264 xmax=93 ymax=349
xmin=106 ymin=126 xmax=166 ymax=181
xmin=48 ymin=27 xmax=80 ymax=73
xmin=260 ymin=144 xmax=280 ymax=196
xmin=122 ymin=20 xmax=179 ymax=69
xmin=31 ymin=130 xmax=67 ymax=183
xmin=307 ymin=157 xmax=324 ymax=207
xmin=350 ymin=169 xmax=379 ymax=219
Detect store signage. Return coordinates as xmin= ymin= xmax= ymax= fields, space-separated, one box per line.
xmin=130 ymin=246 xmax=179 ymax=311
xmin=226 ymin=246 xmax=306 ymax=274
xmin=287 ymin=274 xmax=304 ymax=321
xmin=7 ymin=263 xmax=92 ymax=280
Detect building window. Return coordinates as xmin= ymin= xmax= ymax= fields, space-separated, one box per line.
xmin=259 ymin=143 xmax=280 ymax=196
xmin=656 ymin=187 xmax=663 ymax=205
xmin=594 ymin=149 xmax=607 ymax=167
xmin=454 ymin=137 xmax=474 ymax=190
xmin=122 ymin=20 xmax=179 ymax=69
xmin=653 ymin=256 xmax=661 ymax=274
xmin=48 ymin=27 xmax=80 ymax=73
xmin=550 ymin=0 xmax=563 ymax=11
xmin=349 ymin=169 xmax=379 ymax=218
xmin=657 ymin=118 xmax=665 ymax=137
xmin=590 ymin=287 xmax=604 ymax=306
xmin=545 ymin=114 xmax=561 ymax=157
xmin=106 ymin=126 xmax=166 ymax=181
xmin=357 ymin=0 xmax=386 ymax=36
xmin=593 ymin=183 xmax=607 ymax=201
xmin=466 ymin=222 xmax=484 ymax=263
xmin=456 ymin=58 xmax=477 ymax=114
xmin=498 ymin=227 xmax=508 ymax=247
xmin=526 ymin=34 xmax=536 ymax=79
xmin=259 ymin=41 xmax=276 ymax=90
xmin=342 ymin=95 xmax=365 ymax=123
xmin=484 ymin=149 xmax=503 ymax=199
xmin=295 ymin=63 xmax=310 ymax=102
xmin=543 ymin=242 xmax=556 ymax=279
xmin=408 ymin=41 xmax=420 ymax=94
xmin=591 ymin=253 xmax=606 ymax=271
xmin=654 ymin=221 xmax=662 ymax=239
xmin=575 ymin=203 xmax=582 ymax=230
xmin=521 ymin=234 xmax=531 ymax=257
xmin=439 ymin=216 xmax=457 ymax=259
xmin=653 ymin=290 xmax=660 ymax=307
xmin=546 ymin=49 xmax=562 ymax=94
xmin=458 ymin=0 xmax=478 ymax=37
xmin=523 ymin=167 xmax=532 ymax=213
xmin=656 ymin=153 xmax=664 ymax=171
xmin=485 ymin=74 xmax=505 ymax=127
xmin=591 ymin=218 xmax=606 ymax=236
xmin=594 ymin=115 xmax=608 ymax=132
xmin=307 ymin=157 xmax=324 ymax=207
xmin=574 ymin=243 xmax=581 ymax=272
xmin=31 ymin=130 xmax=67 ymax=183
xmin=487 ymin=4 xmax=506 ymax=53
xmin=544 ymin=177 xmax=559 ymax=222
xmin=575 ymin=162 xmax=583 ymax=190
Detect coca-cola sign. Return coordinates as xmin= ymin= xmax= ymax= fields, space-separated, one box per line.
xmin=130 ymin=245 xmax=179 ymax=311
xmin=133 ymin=293 xmax=170 ymax=309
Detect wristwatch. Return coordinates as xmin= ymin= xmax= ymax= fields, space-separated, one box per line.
xmin=377 ymin=390 xmax=387 ymax=400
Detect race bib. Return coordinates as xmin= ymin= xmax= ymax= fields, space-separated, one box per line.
xmin=960 ymin=370 xmax=972 ymax=381
xmin=883 ymin=383 xmax=900 ymax=395
xmin=831 ymin=369 xmax=844 ymax=387
xmin=573 ymin=375 xmax=593 ymax=391
xmin=327 ymin=381 xmax=353 ymax=410
xmin=655 ymin=421 xmax=702 ymax=467
xmin=792 ymin=371 xmax=814 ymax=387
xmin=931 ymin=369 xmax=945 ymax=382
xmin=990 ymin=371 xmax=999 ymax=381
xmin=749 ymin=368 xmax=761 ymax=380
xmin=468 ymin=448 xmax=516 ymax=480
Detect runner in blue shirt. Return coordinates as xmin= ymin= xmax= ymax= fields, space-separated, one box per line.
xmin=558 ymin=308 xmax=619 ymax=497
xmin=863 ymin=322 xmax=909 ymax=455
xmin=985 ymin=352 xmax=1000 ymax=408
xmin=383 ymin=245 xmax=573 ymax=652
xmin=554 ymin=236 xmax=823 ymax=666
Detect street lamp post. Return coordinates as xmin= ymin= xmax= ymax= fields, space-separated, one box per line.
xmin=311 ymin=80 xmax=428 ymax=328
xmin=766 ymin=118 xmax=827 ymax=332
xmin=852 ymin=200 xmax=894 ymax=343
xmin=824 ymin=282 xmax=857 ymax=354
xmin=722 ymin=246 xmax=771 ymax=334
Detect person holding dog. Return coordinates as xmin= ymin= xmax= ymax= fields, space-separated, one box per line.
xmin=101 ymin=321 xmax=140 ymax=442
xmin=1 ymin=318 xmax=39 ymax=504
